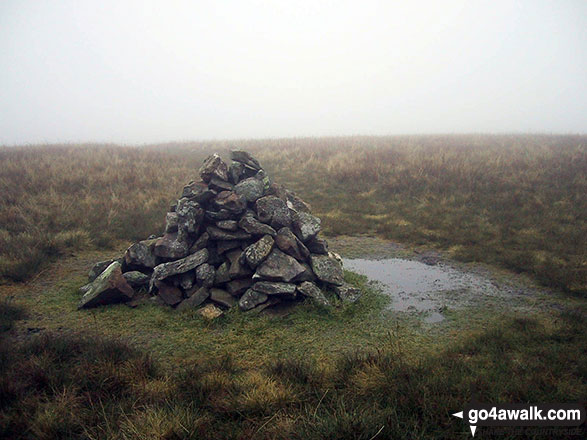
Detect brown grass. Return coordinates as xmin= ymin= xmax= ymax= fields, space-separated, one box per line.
xmin=1 ymin=135 xmax=585 ymax=293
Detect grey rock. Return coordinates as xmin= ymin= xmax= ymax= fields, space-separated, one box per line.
xmin=225 ymin=278 xmax=253 ymax=296
xmin=209 ymin=288 xmax=237 ymax=308
xmin=205 ymin=209 xmax=233 ymax=221
xmin=206 ymin=226 xmax=251 ymax=241
xmin=123 ymin=271 xmax=150 ymax=288
xmin=297 ymin=281 xmax=331 ymax=306
xmin=238 ymin=288 xmax=268 ymax=311
xmin=212 ymin=191 xmax=246 ymax=215
xmin=189 ymin=232 xmax=209 ymax=253
xmin=88 ymin=259 xmax=119 ymax=282
xmin=234 ymin=177 xmax=264 ymax=203
xmin=79 ymin=262 xmax=134 ymax=309
xmin=275 ymin=227 xmax=309 ymax=261
xmin=292 ymin=211 xmax=321 ymax=242
xmin=196 ymin=263 xmax=215 ymax=287
xmin=179 ymin=271 xmax=196 ymax=290
xmin=227 ymin=250 xmax=253 ymax=279
xmin=165 ymin=212 xmax=178 ymax=233
xmin=199 ymin=154 xmax=228 ymax=183
xmin=208 ymin=176 xmax=234 ymax=192
xmin=216 ymin=220 xmax=239 ymax=231
xmin=181 ymin=181 xmax=216 ymax=203
xmin=214 ymin=261 xmax=231 ymax=285
xmin=292 ymin=262 xmax=317 ymax=283
xmin=155 ymin=281 xmax=184 ymax=306
xmin=177 ymin=286 xmax=209 ymax=310
xmin=310 ymin=254 xmax=344 ymax=286
xmin=254 ymin=248 xmax=305 ymax=282
xmin=243 ymin=235 xmax=274 ymax=269
xmin=150 ymin=248 xmax=209 ymax=291
xmin=239 ymin=215 xmax=277 ymax=236
xmin=125 ymin=239 xmax=158 ymax=269
xmin=253 ymin=281 xmax=296 ymax=296
xmin=333 ymin=282 xmax=362 ymax=303
xmin=228 ymin=160 xmax=245 ymax=184
xmin=176 ymin=198 xmax=204 ymax=236
xmin=154 ymin=232 xmax=190 ymax=260
xmin=255 ymin=196 xmax=292 ymax=229
xmin=216 ymin=240 xmax=241 ymax=254
xmin=306 ymin=236 xmax=329 ymax=254
xmin=286 ymin=191 xmax=311 ymax=213
xmin=230 ymin=150 xmax=262 ymax=170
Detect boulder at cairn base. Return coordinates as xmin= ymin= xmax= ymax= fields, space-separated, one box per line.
xmin=79 ymin=262 xmax=134 ymax=309
xmin=81 ymin=150 xmax=360 ymax=314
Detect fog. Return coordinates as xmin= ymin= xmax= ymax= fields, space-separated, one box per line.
xmin=1 ymin=0 xmax=585 ymax=144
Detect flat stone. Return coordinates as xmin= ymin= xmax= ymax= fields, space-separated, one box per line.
xmin=238 ymin=215 xmax=277 ymax=236
xmin=206 ymin=226 xmax=251 ymax=241
xmin=225 ymin=278 xmax=253 ymax=296
xmin=238 ymin=289 xmax=268 ymax=311
xmin=150 ymin=248 xmax=209 ymax=291
xmin=88 ymin=258 xmax=119 ymax=282
xmin=189 ymin=232 xmax=209 ymax=253
xmin=230 ymin=150 xmax=262 ymax=170
xmin=208 ymin=176 xmax=234 ymax=192
xmin=199 ymin=154 xmax=228 ymax=183
xmin=177 ymin=286 xmax=209 ymax=310
xmin=212 ymin=191 xmax=246 ymax=215
xmin=216 ymin=220 xmax=239 ymax=231
xmin=292 ymin=262 xmax=317 ymax=282
xmin=286 ymin=191 xmax=312 ymax=213
xmin=243 ymin=235 xmax=274 ymax=268
xmin=234 ymin=177 xmax=265 ymax=203
xmin=123 ymin=271 xmax=150 ymax=288
xmin=196 ymin=263 xmax=215 ymax=287
xmin=333 ymin=282 xmax=362 ymax=303
xmin=197 ymin=303 xmax=224 ymax=319
xmin=292 ymin=211 xmax=321 ymax=242
xmin=297 ymin=281 xmax=331 ymax=306
xmin=79 ymin=262 xmax=134 ymax=309
xmin=254 ymin=248 xmax=305 ymax=282
xmin=216 ymin=240 xmax=242 ymax=254
xmin=256 ymin=196 xmax=291 ymax=229
xmin=155 ymin=281 xmax=184 ymax=306
xmin=205 ymin=209 xmax=234 ymax=221
xmin=181 ymin=181 xmax=216 ymax=203
xmin=214 ymin=261 xmax=231 ymax=285
xmin=125 ymin=239 xmax=158 ymax=269
xmin=253 ymin=281 xmax=296 ymax=296
xmin=310 ymin=254 xmax=344 ymax=285
xmin=209 ymin=288 xmax=237 ymax=308
xmin=275 ymin=227 xmax=310 ymax=261
xmin=154 ymin=232 xmax=190 ymax=260
xmin=226 ymin=249 xmax=253 ymax=279
xmin=228 ymin=161 xmax=246 ymax=184
xmin=306 ymin=236 xmax=329 ymax=254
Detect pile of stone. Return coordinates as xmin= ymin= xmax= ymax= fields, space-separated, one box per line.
xmin=79 ymin=151 xmax=360 ymax=317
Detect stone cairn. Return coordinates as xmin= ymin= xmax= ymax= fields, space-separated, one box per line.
xmin=79 ymin=151 xmax=360 ymax=318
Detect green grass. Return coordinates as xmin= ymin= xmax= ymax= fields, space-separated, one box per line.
xmin=1 ymin=283 xmax=585 ymax=439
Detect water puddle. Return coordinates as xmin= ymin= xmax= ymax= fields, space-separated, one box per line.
xmin=343 ymin=258 xmax=500 ymax=323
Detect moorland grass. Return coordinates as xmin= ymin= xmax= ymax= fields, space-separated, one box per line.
xmin=1 ymin=135 xmax=585 ymax=294
xmin=1 ymin=290 xmax=585 ymax=439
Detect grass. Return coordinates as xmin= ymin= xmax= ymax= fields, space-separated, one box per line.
xmin=1 ymin=284 xmax=585 ymax=439
xmin=0 ymin=135 xmax=585 ymax=438
xmin=0 ymin=135 xmax=585 ymax=294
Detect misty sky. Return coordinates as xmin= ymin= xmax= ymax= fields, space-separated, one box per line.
xmin=1 ymin=0 xmax=585 ymax=144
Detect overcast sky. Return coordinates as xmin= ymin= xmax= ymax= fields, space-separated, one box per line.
xmin=0 ymin=0 xmax=585 ymax=144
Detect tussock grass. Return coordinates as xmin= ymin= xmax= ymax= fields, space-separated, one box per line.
xmin=1 ymin=296 xmax=585 ymax=439
xmin=1 ymin=135 xmax=585 ymax=294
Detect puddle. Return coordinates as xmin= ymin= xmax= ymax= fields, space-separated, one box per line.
xmin=343 ymin=258 xmax=500 ymax=323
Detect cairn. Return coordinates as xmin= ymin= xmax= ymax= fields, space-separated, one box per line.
xmin=79 ymin=151 xmax=360 ymax=317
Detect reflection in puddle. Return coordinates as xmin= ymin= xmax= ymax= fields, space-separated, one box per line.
xmin=343 ymin=258 xmax=497 ymax=323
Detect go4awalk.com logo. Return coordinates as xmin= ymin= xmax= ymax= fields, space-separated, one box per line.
xmin=452 ymin=403 xmax=585 ymax=436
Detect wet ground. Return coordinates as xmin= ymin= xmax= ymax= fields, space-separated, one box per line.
xmin=329 ymin=235 xmax=558 ymax=324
